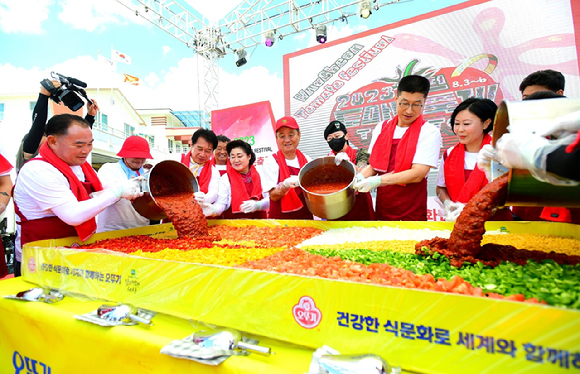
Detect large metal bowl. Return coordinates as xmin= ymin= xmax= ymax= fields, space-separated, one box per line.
xmin=131 ymin=160 xmax=199 ymax=220
xmin=298 ymin=156 xmax=356 ymax=220
xmin=492 ymin=99 xmax=580 ymax=207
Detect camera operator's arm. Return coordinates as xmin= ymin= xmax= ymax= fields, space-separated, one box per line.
xmin=22 ymin=81 xmax=61 ymax=159
xmin=84 ymin=99 xmax=99 ymax=128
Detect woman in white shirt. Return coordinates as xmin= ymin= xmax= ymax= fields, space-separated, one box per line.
xmin=203 ymin=140 xmax=269 ymax=219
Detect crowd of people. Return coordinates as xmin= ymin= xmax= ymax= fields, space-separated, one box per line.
xmin=0 ymin=69 xmax=578 ymax=278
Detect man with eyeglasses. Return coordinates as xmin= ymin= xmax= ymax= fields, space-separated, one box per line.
xmin=354 ymin=75 xmax=442 ymax=221
xmin=325 ymin=120 xmax=375 ymax=220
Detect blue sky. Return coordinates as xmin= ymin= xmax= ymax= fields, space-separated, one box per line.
xmin=0 ymin=0 xmax=466 ymax=117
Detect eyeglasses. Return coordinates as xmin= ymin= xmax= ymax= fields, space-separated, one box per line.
xmin=326 ymin=133 xmax=345 ymax=142
xmin=398 ymin=102 xmax=424 ymax=111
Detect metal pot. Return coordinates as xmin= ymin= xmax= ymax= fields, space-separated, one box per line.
xmin=131 ymin=160 xmax=199 ymax=220
xmin=298 ymin=156 xmax=356 ymax=220
xmin=492 ymin=99 xmax=580 ymax=207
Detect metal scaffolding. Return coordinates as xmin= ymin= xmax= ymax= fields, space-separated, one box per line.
xmin=115 ymin=0 xmax=402 ymax=126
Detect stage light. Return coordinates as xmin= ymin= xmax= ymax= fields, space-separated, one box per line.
xmin=315 ymin=25 xmax=327 ymax=44
xmin=359 ymin=0 xmax=372 ymax=19
xmin=264 ymin=30 xmax=275 ymax=47
xmin=235 ymin=49 xmax=247 ymax=67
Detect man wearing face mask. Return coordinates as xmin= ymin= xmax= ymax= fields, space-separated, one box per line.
xmin=325 ymin=121 xmax=375 ymax=220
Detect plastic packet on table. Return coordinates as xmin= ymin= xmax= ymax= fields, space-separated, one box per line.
xmin=161 ymin=328 xmax=268 ymax=366
xmin=74 ymin=303 xmax=156 ymax=327
xmin=305 ymin=345 xmax=400 ymax=374
xmin=4 ymin=287 xmax=64 ymax=304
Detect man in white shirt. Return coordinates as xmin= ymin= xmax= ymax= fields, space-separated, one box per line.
xmin=13 ymin=114 xmax=142 ymax=276
xmin=355 ymin=75 xmax=442 ymax=221
xmin=213 ymin=135 xmax=230 ymax=176
xmin=180 ymin=129 xmax=220 ymax=207
xmin=97 ymin=136 xmax=152 ymax=233
xmin=261 ymin=116 xmax=313 ymax=219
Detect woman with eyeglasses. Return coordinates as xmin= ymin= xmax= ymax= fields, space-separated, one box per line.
xmin=201 ymin=139 xmax=269 ymax=219
xmin=436 ymin=97 xmax=513 ymax=221
xmin=354 ymin=75 xmax=442 ymax=221
xmin=324 ymin=120 xmax=375 ymax=220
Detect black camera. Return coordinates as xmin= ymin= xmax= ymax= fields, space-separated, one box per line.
xmin=40 ymin=72 xmax=92 ymax=112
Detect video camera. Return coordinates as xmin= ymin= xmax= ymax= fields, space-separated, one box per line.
xmin=40 ymin=72 xmax=92 ymax=112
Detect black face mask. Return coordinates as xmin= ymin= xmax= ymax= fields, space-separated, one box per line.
xmin=328 ymin=137 xmax=347 ymax=152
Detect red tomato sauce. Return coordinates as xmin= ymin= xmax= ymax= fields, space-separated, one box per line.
xmin=415 ymin=174 xmax=580 ymax=268
xmin=301 ymin=164 xmax=353 ymax=195
xmin=150 ymin=173 xmax=210 ymax=239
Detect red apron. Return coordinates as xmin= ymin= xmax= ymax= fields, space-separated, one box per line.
xmin=222 ymin=175 xmax=267 ymax=220
xmin=375 ymin=139 xmax=427 ymax=221
xmin=15 ymin=181 xmax=94 ymax=248
xmin=269 ymin=165 xmax=313 ymax=220
xmin=513 ymin=206 xmax=580 ymax=224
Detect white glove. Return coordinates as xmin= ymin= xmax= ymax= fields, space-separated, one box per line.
xmin=477 ymin=144 xmax=497 ymax=181
xmin=240 ymin=200 xmax=263 ymax=213
xmin=353 ymin=175 xmax=381 ymax=193
xmin=201 ymin=203 xmax=217 ymax=217
xmin=194 ymin=191 xmax=207 ymax=204
xmin=334 ymin=152 xmax=350 ymax=165
xmin=110 ymin=178 xmax=143 ymax=200
xmin=495 ymin=132 xmax=549 ymax=170
xmin=355 ymin=173 xmax=365 ymax=183
xmin=282 ymin=175 xmax=300 ymax=188
xmin=540 ymin=110 xmax=580 ymax=139
xmin=443 ymin=200 xmax=465 ymax=222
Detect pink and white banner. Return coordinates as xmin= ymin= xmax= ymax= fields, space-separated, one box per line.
xmin=284 ymin=0 xmax=580 ymax=158
xmin=211 ymin=101 xmax=277 ymax=174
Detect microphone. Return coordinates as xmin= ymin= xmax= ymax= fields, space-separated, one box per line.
xmin=67 ymin=76 xmax=87 ymax=88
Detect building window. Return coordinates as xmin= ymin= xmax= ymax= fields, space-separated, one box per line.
xmin=0 ymin=103 xmax=4 ymax=121
xmin=148 ymin=135 xmax=155 ymax=148
xmin=124 ymin=123 xmax=135 ymax=137
xmin=100 ymin=113 xmax=108 ymax=131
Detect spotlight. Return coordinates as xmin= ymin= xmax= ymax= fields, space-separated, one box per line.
xmin=315 ymin=24 xmax=327 ymax=44
xmin=359 ymin=0 xmax=372 ymax=19
xmin=264 ymin=30 xmax=275 ymax=47
xmin=235 ymin=49 xmax=247 ymax=67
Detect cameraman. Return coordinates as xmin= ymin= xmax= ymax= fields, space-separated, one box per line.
xmin=16 ymin=80 xmax=99 ymax=172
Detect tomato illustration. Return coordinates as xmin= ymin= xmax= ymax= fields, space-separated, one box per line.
xmin=330 ymin=57 xmax=503 ymax=154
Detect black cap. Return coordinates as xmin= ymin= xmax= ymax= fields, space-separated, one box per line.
xmin=324 ymin=120 xmax=347 ymax=140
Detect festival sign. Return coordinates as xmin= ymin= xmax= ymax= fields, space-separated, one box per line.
xmin=211 ymin=101 xmax=277 ymax=174
xmin=283 ymin=0 xmax=580 ymax=159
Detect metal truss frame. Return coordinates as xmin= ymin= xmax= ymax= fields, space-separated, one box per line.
xmin=115 ymin=0 xmax=403 ymax=126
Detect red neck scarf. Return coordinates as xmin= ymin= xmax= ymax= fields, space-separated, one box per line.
xmin=180 ymin=151 xmax=191 ymax=166
xmin=566 ymin=131 xmax=580 ymax=153
xmin=227 ymin=164 xmax=262 ymax=213
xmin=330 ymin=144 xmax=357 ymax=163
xmin=369 ymin=115 xmax=425 ymax=179
xmin=182 ymin=151 xmax=213 ymax=193
xmin=0 ymin=154 xmax=13 ymax=175
xmin=445 ymin=134 xmax=492 ymax=203
xmin=39 ymin=142 xmax=103 ymax=241
xmin=273 ymin=150 xmax=308 ymax=213
xmin=196 ymin=163 xmax=213 ymax=193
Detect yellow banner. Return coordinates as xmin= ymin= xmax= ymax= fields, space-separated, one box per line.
xmin=21 ymin=221 xmax=580 ymax=374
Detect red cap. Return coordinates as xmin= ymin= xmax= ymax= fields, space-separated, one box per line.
xmin=117 ymin=136 xmax=153 ymax=159
xmin=275 ymin=116 xmax=300 ymax=132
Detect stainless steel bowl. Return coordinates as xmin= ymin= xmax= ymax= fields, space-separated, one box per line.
xmin=492 ymin=99 xmax=580 ymax=207
xmin=131 ymin=160 xmax=199 ymax=220
xmin=298 ymin=156 xmax=356 ymax=220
